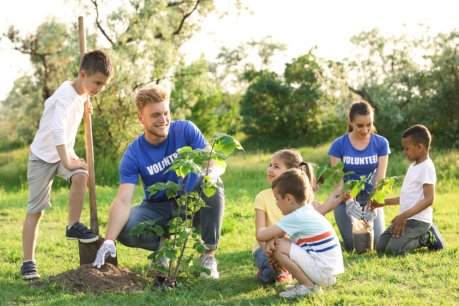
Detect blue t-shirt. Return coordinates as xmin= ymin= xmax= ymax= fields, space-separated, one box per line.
xmin=119 ymin=120 xmax=208 ymax=201
xmin=328 ymin=133 xmax=390 ymax=191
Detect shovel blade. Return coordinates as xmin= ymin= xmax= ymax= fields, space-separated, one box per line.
xmin=78 ymin=238 xmax=118 ymax=266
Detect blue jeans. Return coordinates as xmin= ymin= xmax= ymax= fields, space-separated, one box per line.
xmin=117 ymin=176 xmax=225 ymax=251
xmin=333 ymin=191 xmax=385 ymax=250
xmin=253 ymin=247 xmax=280 ymax=283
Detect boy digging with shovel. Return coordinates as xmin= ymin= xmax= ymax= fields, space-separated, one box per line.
xmin=20 ymin=50 xmax=113 ymax=280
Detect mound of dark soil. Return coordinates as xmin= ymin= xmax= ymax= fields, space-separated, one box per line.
xmin=29 ymin=263 xmax=146 ymax=293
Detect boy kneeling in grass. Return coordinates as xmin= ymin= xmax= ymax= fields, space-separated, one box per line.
xmin=371 ymin=124 xmax=445 ymax=254
xmin=256 ymin=169 xmax=344 ymax=298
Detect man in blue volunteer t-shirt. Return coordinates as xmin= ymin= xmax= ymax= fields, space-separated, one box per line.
xmin=92 ymin=84 xmax=225 ymax=279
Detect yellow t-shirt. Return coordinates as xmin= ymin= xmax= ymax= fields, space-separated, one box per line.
xmin=252 ymin=188 xmax=284 ymax=253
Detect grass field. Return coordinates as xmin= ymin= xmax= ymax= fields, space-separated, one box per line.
xmin=0 ymin=144 xmax=458 ymax=305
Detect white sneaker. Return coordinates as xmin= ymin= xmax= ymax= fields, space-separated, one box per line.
xmin=198 ymin=254 xmax=219 ymax=279
xmin=280 ymin=283 xmax=321 ymax=298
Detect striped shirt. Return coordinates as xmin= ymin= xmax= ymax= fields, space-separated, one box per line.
xmin=277 ymin=205 xmax=344 ymax=274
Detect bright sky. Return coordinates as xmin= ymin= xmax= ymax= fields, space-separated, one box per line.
xmin=1 ymin=0 xmax=458 ymax=100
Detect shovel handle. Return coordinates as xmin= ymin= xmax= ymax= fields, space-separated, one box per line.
xmin=78 ymin=16 xmax=99 ymax=235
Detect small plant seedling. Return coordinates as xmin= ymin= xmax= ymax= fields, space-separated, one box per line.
xmin=130 ymin=133 xmax=243 ymax=287
xmin=342 ymin=173 xmax=402 ymax=201
xmin=316 ymin=163 xmax=402 ymax=201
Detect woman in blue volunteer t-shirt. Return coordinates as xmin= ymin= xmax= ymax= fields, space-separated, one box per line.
xmin=328 ymin=100 xmax=390 ymax=250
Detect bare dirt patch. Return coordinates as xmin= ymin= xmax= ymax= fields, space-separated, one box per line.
xmin=29 ymin=263 xmax=147 ymax=293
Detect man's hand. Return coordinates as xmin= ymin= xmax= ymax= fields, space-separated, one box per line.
xmin=200 ymin=168 xmax=218 ymax=184
xmin=390 ymin=214 xmax=407 ymax=238
xmin=345 ymin=199 xmax=363 ymax=220
xmin=92 ymin=240 xmax=116 ymax=269
xmin=64 ymin=157 xmax=87 ymax=171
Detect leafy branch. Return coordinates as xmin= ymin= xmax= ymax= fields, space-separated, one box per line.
xmin=315 ymin=162 xmax=402 ymax=201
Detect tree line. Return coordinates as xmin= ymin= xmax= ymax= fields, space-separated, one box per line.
xmin=1 ymin=0 xmax=457 ymax=157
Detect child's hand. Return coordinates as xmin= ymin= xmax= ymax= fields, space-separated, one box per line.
xmin=268 ymin=255 xmax=287 ymax=274
xmin=65 ymin=157 xmax=88 ymax=171
xmin=390 ymin=214 xmax=407 ymax=237
xmin=370 ymin=199 xmax=384 ymax=211
xmin=265 ymin=239 xmax=276 ymax=254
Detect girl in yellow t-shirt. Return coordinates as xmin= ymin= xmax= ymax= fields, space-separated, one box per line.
xmin=254 ymin=150 xmax=347 ymax=283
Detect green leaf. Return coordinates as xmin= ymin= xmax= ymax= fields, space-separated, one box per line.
xmin=335 ymin=162 xmax=344 ymax=170
xmin=315 ymin=165 xmax=327 ymax=182
xmin=154 ymin=225 xmax=165 ymax=236
xmin=221 ymin=143 xmax=236 ymax=155
xmin=178 ymin=146 xmax=193 ymax=154
xmin=195 ymin=244 xmax=206 ymax=254
xmin=209 ymin=133 xmax=227 ymax=142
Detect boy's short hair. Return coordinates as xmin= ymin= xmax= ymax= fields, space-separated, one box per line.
xmin=272 ymin=169 xmax=313 ymax=205
xmin=402 ymin=124 xmax=431 ymax=149
xmin=135 ymin=84 xmax=170 ymax=112
xmin=80 ymin=49 xmax=114 ymax=77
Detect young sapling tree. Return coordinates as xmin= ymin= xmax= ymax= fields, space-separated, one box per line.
xmin=130 ymin=133 xmax=243 ymax=289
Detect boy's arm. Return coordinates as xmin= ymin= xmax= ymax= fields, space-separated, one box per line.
xmin=390 ymin=184 xmax=435 ymax=237
xmin=256 ymin=224 xmax=284 ymax=242
xmin=56 ymin=144 xmax=87 ymax=171
xmin=371 ymin=196 xmax=400 ymax=209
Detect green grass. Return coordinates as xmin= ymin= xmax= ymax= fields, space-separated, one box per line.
xmin=0 ymin=145 xmax=458 ymax=305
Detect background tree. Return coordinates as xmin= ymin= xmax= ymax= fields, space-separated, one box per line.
xmin=348 ymin=27 xmax=458 ymax=148
xmin=240 ymin=50 xmax=341 ymax=148
xmin=1 ymin=19 xmax=83 ymax=144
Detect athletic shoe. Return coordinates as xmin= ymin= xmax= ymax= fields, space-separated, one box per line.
xmin=198 ymin=254 xmax=219 ymax=279
xmin=276 ymin=271 xmax=293 ymax=283
xmin=279 ymin=283 xmax=321 ymax=298
xmin=149 ymin=256 xmax=170 ymax=269
xmin=426 ymin=223 xmax=445 ymax=250
xmin=66 ymin=222 xmax=99 ymax=243
xmin=20 ymin=261 xmax=40 ymax=280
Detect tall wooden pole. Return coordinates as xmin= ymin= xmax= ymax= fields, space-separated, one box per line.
xmin=78 ymin=16 xmax=99 ymax=235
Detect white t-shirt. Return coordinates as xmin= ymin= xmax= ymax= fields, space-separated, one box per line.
xmin=400 ymin=158 xmax=436 ymax=223
xmin=30 ymin=81 xmax=87 ymax=163
xmin=277 ymin=205 xmax=344 ymax=275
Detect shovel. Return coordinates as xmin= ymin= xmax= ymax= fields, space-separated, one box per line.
xmin=77 ymin=16 xmax=117 ymax=266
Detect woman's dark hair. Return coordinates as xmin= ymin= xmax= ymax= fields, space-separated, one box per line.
xmin=347 ymin=100 xmax=377 ymax=133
